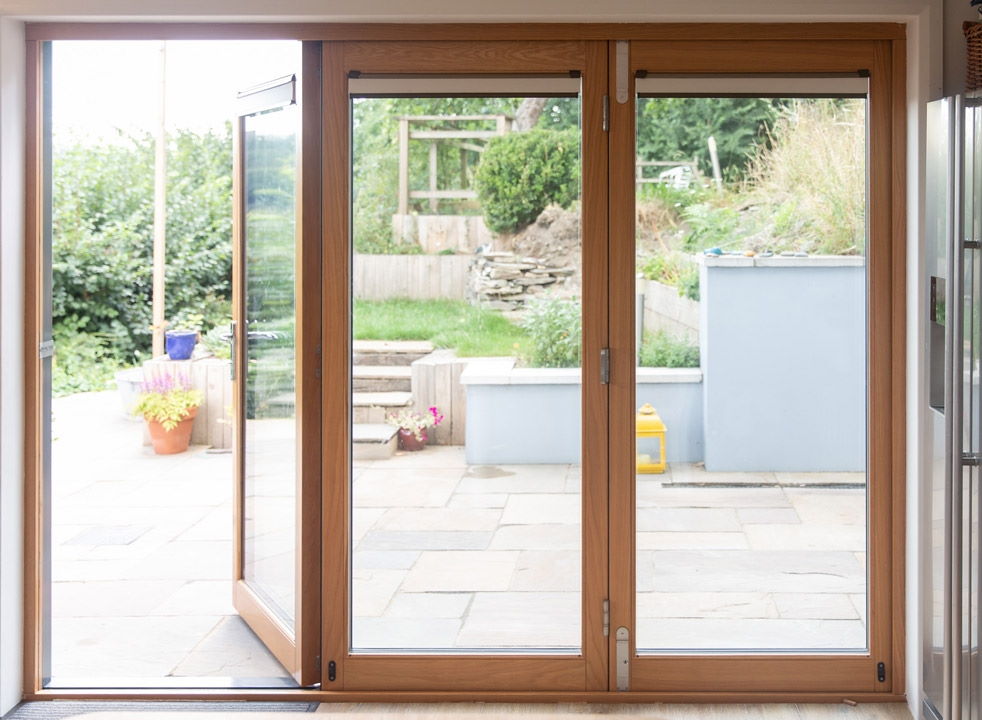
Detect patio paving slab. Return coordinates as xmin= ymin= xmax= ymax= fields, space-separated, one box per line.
xmin=636 ymin=592 xmax=779 ymax=620
xmin=386 ymin=592 xmax=472 ymax=619
xmin=169 ymin=616 xmax=289 ymax=678
xmin=49 ymin=391 xmax=873 ymax=678
xmin=636 ymin=618 xmax=867 ymax=650
xmin=402 ymin=550 xmax=520 ymax=592
xmin=636 ymin=531 xmax=748 ymax=550
xmin=500 ymin=494 xmax=580 ymax=525
xmin=489 ymin=523 xmax=581 ymax=550
xmin=510 ymin=550 xmax=581 ymax=591
xmin=456 ymin=592 xmax=580 ymax=649
xmin=772 ymin=592 xmax=859 ymax=620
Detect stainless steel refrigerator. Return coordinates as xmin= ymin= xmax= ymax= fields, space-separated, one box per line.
xmin=923 ymin=94 xmax=982 ymax=720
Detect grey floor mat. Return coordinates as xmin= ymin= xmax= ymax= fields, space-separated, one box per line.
xmin=4 ymin=703 xmax=317 ymax=719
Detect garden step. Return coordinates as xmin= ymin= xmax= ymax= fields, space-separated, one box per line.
xmin=352 ymin=391 xmax=413 ymax=424
xmin=352 ymin=423 xmax=398 ymax=460
xmin=353 ymin=340 xmax=434 ymax=367
xmin=352 ymin=365 xmax=412 ymax=392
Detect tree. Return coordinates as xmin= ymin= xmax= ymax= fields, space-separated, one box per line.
xmin=636 ymin=97 xmax=786 ymax=182
xmin=52 ymin=127 xmax=234 ymax=361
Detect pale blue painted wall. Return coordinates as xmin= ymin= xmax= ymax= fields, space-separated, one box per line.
xmin=700 ymin=261 xmax=866 ymax=472
xmin=464 ymin=380 xmax=703 ymax=465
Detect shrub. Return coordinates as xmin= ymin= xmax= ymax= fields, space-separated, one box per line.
xmin=637 ymin=252 xmax=700 ymax=301
xmin=522 ymin=297 xmax=581 ymax=368
xmin=639 ymin=330 xmax=700 ymax=368
xmin=474 ymin=128 xmax=579 ymax=234
xmin=52 ymin=128 xmax=233 ymax=363
xmin=51 ymin=317 xmax=123 ymax=397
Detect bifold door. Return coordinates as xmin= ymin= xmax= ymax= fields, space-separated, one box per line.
xmin=231 ymin=52 xmax=322 ymax=687
xmin=606 ymin=38 xmax=903 ymax=695
xmin=318 ymin=33 xmax=904 ymax=697
xmin=321 ymin=40 xmax=610 ymax=692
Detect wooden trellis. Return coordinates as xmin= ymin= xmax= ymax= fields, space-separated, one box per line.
xmin=396 ymin=114 xmax=512 ymax=215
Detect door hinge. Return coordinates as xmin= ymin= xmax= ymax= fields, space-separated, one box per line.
xmin=602 ymin=599 xmax=610 ymax=637
xmin=963 ymin=452 xmax=982 ymax=467
xmin=600 ymin=347 xmax=610 ymax=385
xmin=314 ymin=655 xmax=321 ymax=670
xmin=602 ymin=95 xmax=610 ymax=132
xmin=328 ymin=660 xmax=336 ymax=682
xmin=39 ymin=340 xmax=54 ymax=359
xmin=877 ymin=661 xmax=886 ymax=683
xmin=615 ymin=626 xmax=630 ymax=691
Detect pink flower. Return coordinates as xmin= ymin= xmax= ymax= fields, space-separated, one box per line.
xmin=429 ymin=406 xmax=445 ymax=426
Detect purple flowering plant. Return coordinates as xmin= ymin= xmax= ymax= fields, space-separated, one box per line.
xmin=385 ymin=406 xmax=445 ymax=442
xmin=133 ymin=370 xmax=204 ymax=431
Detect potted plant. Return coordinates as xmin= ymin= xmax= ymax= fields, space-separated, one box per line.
xmin=385 ymin=406 xmax=444 ymax=451
xmin=164 ymin=311 xmax=205 ymax=360
xmin=133 ymin=371 xmax=204 ymax=455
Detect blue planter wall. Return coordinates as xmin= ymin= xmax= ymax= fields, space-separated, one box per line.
xmin=462 ymin=362 xmax=703 ymax=465
xmin=700 ymin=257 xmax=866 ymax=472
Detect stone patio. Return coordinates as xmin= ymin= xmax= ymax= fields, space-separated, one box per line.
xmin=49 ymin=390 xmax=867 ymax=685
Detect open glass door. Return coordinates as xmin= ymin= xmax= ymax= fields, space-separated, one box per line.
xmin=232 ymin=69 xmax=320 ymax=687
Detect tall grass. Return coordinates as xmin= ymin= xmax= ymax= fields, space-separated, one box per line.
xmin=743 ymin=99 xmax=866 ymax=255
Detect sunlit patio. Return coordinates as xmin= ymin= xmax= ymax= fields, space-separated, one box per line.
xmin=49 ymin=389 xmax=867 ymax=683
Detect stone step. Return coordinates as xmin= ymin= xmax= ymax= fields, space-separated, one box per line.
xmin=352 ymin=423 xmax=398 ymax=460
xmin=352 ymin=365 xmax=412 ymax=393
xmin=353 ymin=340 xmax=434 ymax=367
xmin=352 ymin=391 xmax=413 ymax=424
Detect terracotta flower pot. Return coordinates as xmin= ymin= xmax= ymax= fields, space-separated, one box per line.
xmin=397 ymin=428 xmax=427 ymax=451
xmin=145 ymin=407 xmax=198 ymax=455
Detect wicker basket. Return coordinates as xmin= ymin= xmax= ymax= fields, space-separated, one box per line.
xmin=966 ymin=21 xmax=982 ymax=92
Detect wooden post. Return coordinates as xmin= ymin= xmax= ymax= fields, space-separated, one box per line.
xmin=707 ymin=135 xmax=723 ymax=192
xmin=428 ymin=141 xmax=438 ymax=212
xmin=151 ymin=42 xmax=167 ymax=357
xmin=397 ymin=117 xmax=409 ymax=215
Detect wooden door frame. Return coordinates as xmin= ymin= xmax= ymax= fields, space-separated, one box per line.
xmin=322 ymin=38 xmax=611 ymax=693
xmin=607 ymin=35 xmax=907 ymax=696
xmin=230 ymin=46 xmax=323 ymax=687
xmin=22 ymin=22 xmax=905 ymax=703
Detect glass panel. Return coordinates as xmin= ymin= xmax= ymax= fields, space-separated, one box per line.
xmin=922 ymin=98 xmax=952 ymax=715
xmin=634 ymin=96 xmax=869 ymax=652
xmin=349 ymin=93 xmax=583 ymax=651
xmin=242 ymin=104 xmax=299 ymax=629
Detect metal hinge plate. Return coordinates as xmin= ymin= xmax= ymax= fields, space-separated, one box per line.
xmin=616 ymin=626 xmax=630 ymax=691
xmin=602 ymin=599 xmax=610 ymax=637
xmin=602 ymin=95 xmax=610 ymax=132
xmin=600 ymin=348 xmax=610 ymax=385
xmin=39 ymin=340 xmax=54 ymax=359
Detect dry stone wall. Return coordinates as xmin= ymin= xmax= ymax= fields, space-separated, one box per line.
xmin=468 ymin=251 xmax=576 ymax=311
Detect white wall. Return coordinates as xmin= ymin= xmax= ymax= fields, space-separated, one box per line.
xmin=0 ymin=1 xmax=941 ymax=716
xmin=0 ymin=17 xmax=25 ymax=719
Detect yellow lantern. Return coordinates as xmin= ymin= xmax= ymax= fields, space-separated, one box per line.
xmin=636 ymin=403 xmax=667 ymax=474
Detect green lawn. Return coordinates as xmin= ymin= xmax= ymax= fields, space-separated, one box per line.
xmin=353 ymin=299 xmax=529 ymax=357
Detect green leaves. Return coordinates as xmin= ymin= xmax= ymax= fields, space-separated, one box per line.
xmin=637 ymin=97 xmax=785 ymax=182
xmin=639 ymin=331 xmax=700 ymax=369
xmin=52 ymin=127 xmax=233 ymax=362
xmin=521 ymin=297 xmax=581 ymax=369
xmin=474 ymin=128 xmax=580 ymax=234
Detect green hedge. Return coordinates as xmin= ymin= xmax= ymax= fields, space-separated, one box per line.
xmin=474 ymin=128 xmax=579 ymax=234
